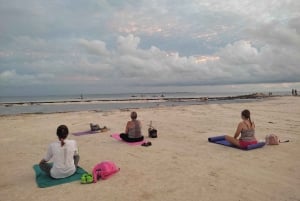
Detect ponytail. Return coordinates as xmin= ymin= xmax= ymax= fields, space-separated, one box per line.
xmin=56 ymin=125 xmax=69 ymax=147
xmin=249 ymin=116 xmax=253 ymax=127
xmin=60 ymin=139 xmax=65 ymax=147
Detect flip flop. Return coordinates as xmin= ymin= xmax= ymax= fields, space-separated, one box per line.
xmin=86 ymin=173 xmax=93 ymax=183
xmin=141 ymin=141 xmax=152 ymax=147
xmin=81 ymin=173 xmax=88 ymax=184
xmin=81 ymin=173 xmax=93 ymax=184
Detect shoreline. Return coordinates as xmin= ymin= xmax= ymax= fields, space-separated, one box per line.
xmin=1 ymin=92 xmax=272 ymax=106
xmin=0 ymin=93 xmax=274 ymax=116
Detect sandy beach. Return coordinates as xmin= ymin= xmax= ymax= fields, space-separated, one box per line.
xmin=0 ymin=96 xmax=299 ymax=201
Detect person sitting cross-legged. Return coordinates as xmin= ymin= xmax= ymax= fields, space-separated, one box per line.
xmin=225 ymin=109 xmax=258 ymax=149
xmin=120 ymin=111 xmax=144 ymax=143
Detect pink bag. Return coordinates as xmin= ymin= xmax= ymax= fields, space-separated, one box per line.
xmin=265 ymin=134 xmax=279 ymax=145
xmin=92 ymin=161 xmax=120 ymax=183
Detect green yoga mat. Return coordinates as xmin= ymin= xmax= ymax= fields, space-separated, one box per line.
xmin=33 ymin=164 xmax=88 ymax=188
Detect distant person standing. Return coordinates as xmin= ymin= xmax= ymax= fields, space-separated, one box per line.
xmin=295 ymin=89 xmax=298 ymax=96
xmin=292 ymin=89 xmax=295 ymax=96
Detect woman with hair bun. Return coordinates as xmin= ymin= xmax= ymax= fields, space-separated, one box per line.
xmin=225 ymin=109 xmax=258 ymax=149
xmin=39 ymin=125 xmax=80 ymax=178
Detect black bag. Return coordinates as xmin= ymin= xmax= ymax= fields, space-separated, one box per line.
xmin=148 ymin=121 xmax=158 ymax=138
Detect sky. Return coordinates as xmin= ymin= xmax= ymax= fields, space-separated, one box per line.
xmin=0 ymin=0 xmax=300 ymax=96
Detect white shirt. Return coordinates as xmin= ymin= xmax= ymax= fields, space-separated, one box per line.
xmin=44 ymin=139 xmax=78 ymax=179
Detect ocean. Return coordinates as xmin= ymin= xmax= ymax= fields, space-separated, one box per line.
xmin=0 ymin=91 xmax=290 ymax=115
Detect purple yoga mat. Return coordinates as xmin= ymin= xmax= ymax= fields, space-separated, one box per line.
xmin=72 ymin=130 xmax=100 ymax=136
xmin=111 ymin=133 xmax=146 ymax=146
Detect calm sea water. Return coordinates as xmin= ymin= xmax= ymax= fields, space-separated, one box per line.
xmin=0 ymin=91 xmax=245 ymax=103
xmin=0 ymin=91 xmax=290 ymax=115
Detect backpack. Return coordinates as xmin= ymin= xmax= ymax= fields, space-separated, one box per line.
xmin=265 ymin=134 xmax=279 ymax=145
xmin=148 ymin=128 xmax=157 ymax=138
xmin=148 ymin=121 xmax=158 ymax=138
xmin=92 ymin=161 xmax=120 ymax=183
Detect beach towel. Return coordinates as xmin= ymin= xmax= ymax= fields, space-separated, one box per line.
xmin=208 ymin=135 xmax=265 ymax=150
xmin=33 ymin=164 xmax=87 ymax=188
xmin=111 ymin=133 xmax=146 ymax=146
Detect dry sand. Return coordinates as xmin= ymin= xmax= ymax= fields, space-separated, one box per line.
xmin=0 ymin=96 xmax=299 ymax=201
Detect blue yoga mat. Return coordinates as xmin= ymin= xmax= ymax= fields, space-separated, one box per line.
xmin=208 ymin=135 xmax=265 ymax=150
xmin=33 ymin=164 xmax=87 ymax=188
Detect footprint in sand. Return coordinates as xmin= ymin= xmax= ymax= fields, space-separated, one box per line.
xmin=208 ymin=171 xmax=219 ymax=178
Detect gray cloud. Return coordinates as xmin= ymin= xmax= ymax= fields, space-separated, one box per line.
xmin=0 ymin=0 xmax=300 ymax=96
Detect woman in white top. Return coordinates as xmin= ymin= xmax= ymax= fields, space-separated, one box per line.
xmin=39 ymin=125 xmax=80 ymax=179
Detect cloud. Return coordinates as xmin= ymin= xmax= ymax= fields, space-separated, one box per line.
xmin=77 ymin=33 xmax=300 ymax=86
xmin=79 ymin=39 xmax=110 ymax=56
xmin=0 ymin=0 xmax=300 ymax=95
xmin=0 ymin=70 xmax=54 ymax=86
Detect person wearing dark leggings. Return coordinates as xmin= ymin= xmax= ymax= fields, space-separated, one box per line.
xmin=120 ymin=111 xmax=144 ymax=142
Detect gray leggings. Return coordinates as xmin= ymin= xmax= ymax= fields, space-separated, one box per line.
xmin=39 ymin=155 xmax=80 ymax=176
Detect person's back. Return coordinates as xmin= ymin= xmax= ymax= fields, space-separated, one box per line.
xmin=239 ymin=121 xmax=256 ymax=141
xmin=47 ymin=139 xmax=78 ymax=178
xmin=127 ymin=120 xmax=142 ymax=139
xmin=240 ymin=128 xmax=255 ymax=141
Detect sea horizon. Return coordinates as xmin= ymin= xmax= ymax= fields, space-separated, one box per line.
xmin=0 ymin=90 xmax=291 ymax=103
xmin=0 ymin=90 xmax=292 ymax=116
